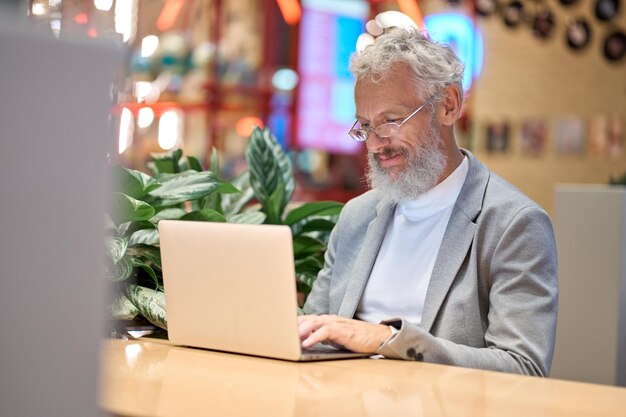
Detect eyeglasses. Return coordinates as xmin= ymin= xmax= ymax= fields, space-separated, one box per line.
xmin=348 ymin=96 xmax=436 ymax=142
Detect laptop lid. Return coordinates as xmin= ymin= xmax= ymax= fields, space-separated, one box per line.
xmin=159 ymin=220 xmax=304 ymax=361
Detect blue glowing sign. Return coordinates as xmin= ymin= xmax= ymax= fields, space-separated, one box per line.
xmin=424 ymin=13 xmax=484 ymax=91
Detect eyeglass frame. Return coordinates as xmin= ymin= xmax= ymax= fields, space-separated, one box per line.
xmin=348 ymin=95 xmax=437 ymax=142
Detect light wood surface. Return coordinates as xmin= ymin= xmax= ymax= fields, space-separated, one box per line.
xmin=100 ymin=339 xmax=626 ymax=417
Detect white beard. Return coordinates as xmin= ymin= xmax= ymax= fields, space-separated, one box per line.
xmin=366 ymin=117 xmax=446 ymax=203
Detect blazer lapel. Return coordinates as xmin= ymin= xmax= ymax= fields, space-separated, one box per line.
xmin=420 ymin=150 xmax=490 ymax=332
xmin=337 ymin=198 xmax=395 ymax=318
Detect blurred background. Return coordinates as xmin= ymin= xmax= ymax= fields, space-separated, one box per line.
xmin=23 ymin=0 xmax=626 ymax=212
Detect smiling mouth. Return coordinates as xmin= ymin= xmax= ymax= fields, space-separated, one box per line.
xmin=374 ymin=148 xmax=405 ymax=169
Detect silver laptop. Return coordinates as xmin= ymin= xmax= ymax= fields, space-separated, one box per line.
xmin=159 ymin=220 xmax=368 ymax=361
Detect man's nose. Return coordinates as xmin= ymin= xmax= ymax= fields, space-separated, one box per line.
xmin=365 ymin=130 xmax=390 ymax=153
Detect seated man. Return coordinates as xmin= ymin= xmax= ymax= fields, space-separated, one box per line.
xmin=298 ymin=21 xmax=558 ymax=376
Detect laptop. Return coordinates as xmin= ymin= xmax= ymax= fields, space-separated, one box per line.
xmin=159 ymin=220 xmax=369 ymax=361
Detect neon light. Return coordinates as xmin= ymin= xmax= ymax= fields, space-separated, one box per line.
xmin=158 ymin=110 xmax=183 ymax=150
xmin=94 ymin=0 xmax=113 ymax=11
xmin=424 ymin=13 xmax=484 ymax=91
xmin=236 ymin=117 xmax=264 ymax=137
xmin=276 ymin=0 xmax=302 ymax=25
xmin=74 ymin=12 xmax=88 ymax=25
xmin=397 ymin=0 xmax=424 ymax=27
xmin=118 ymin=108 xmax=134 ymax=154
xmin=157 ymin=0 xmax=185 ymax=31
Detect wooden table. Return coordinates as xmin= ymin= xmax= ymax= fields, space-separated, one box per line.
xmin=100 ymin=339 xmax=626 ymax=416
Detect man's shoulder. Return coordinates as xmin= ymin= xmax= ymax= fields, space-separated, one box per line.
xmin=344 ymin=188 xmax=384 ymax=213
xmin=335 ymin=189 xmax=386 ymax=228
xmin=460 ymin=152 xmax=548 ymax=222
xmin=484 ymin=170 xmax=545 ymax=214
xmin=471 ymin=164 xmax=551 ymax=232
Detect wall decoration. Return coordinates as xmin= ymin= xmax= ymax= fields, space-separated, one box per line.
xmin=603 ymin=30 xmax=626 ymax=62
xmin=592 ymin=115 xmax=625 ymax=158
xmin=589 ymin=115 xmax=610 ymax=157
xmin=485 ymin=121 xmax=510 ymax=154
xmin=533 ymin=10 xmax=554 ymax=39
xmin=475 ymin=0 xmax=498 ymax=17
xmin=595 ymin=0 xmax=621 ymax=22
xmin=565 ymin=18 xmax=592 ymax=50
xmin=531 ymin=4 xmax=556 ymax=40
xmin=502 ymin=1 xmax=524 ymax=28
xmin=520 ymin=119 xmax=547 ymax=156
xmin=474 ymin=0 xmax=625 ymax=66
xmin=607 ymin=116 xmax=624 ymax=159
xmin=555 ymin=117 xmax=586 ymax=155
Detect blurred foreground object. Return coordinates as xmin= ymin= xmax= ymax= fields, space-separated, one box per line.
xmin=0 ymin=14 xmax=118 ymax=417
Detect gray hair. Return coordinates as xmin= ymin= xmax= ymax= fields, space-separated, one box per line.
xmin=349 ymin=27 xmax=465 ymax=104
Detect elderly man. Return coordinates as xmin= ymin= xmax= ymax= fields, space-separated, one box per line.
xmin=297 ymin=24 xmax=558 ymax=376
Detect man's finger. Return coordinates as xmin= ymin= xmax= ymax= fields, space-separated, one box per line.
xmin=302 ymin=325 xmax=332 ymax=348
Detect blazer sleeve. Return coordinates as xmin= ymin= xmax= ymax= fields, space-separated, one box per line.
xmin=376 ymin=206 xmax=558 ymax=376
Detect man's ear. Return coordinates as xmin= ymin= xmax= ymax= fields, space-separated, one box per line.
xmin=439 ymin=85 xmax=463 ymax=126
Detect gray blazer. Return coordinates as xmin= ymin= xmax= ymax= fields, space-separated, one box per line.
xmin=304 ymin=150 xmax=558 ymax=376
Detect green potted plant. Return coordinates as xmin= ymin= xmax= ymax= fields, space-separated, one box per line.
xmin=106 ymin=127 xmax=343 ymax=331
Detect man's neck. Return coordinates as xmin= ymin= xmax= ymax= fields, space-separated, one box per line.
xmin=436 ymin=145 xmax=464 ymax=186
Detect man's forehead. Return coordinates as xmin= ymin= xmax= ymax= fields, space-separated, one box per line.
xmin=354 ymin=80 xmax=421 ymax=117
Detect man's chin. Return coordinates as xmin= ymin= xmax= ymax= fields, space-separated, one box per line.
xmin=378 ymin=166 xmax=404 ymax=182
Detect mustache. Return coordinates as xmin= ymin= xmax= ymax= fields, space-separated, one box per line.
xmin=371 ymin=146 xmax=409 ymax=159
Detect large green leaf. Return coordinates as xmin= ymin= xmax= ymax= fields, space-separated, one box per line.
xmin=221 ymin=171 xmax=255 ymax=216
xmin=187 ymin=156 xmax=203 ymax=172
xmin=113 ymin=166 xmax=161 ymax=199
xmin=126 ymin=284 xmax=167 ymax=330
xmin=150 ymin=208 xmax=187 ymax=222
xmin=110 ymin=294 xmax=139 ymax=320
xmin=228 ymin=211 xmax=266 ymax=224
xmin=107 ymin=236 xmax=129 ymax=264
xmin=132 ymin=259 xmax=159 ymax=289
xmin=148 ymin=149 xmax=183 ymax=175
xmin=106 ymin=254 xmax=134 ymax=281
xmin=129 ymin=229 xmax=160 ymax=246
xmin=295 ymin=255 xmax=324 ymax=273
xmin=197 ymin=148 xmax=223 ymax=212
xmin=293 ymin=219 xmax=337 ymax=236
xmin=285 ymin=201 xmax=343 ymax=226
xmin=245 ymin=127 xmax=294 ymax=218
xmin=296 ymin=271 xmax=319 ymax=299
xmin=178 ymin=155 xmax=203 ymax=172
xmin=265 ymin=179 xmax=285 ymax=224
xmin=180 ymin=209 xmax=227 ymax=222
xmin=209 ymin=147 xmax=220 ymax=176
xmin=118 ymin=221 xmax=156 ymax=239
xmin=147 ymin=171 xmax=223 ymax=207
xmin=293 ymin=235 xmax=326 ymax=258
xmin=127 ymin=245 xmax=162 ymax=271
xmin=113 ymin=193 xmax=156 ymax=224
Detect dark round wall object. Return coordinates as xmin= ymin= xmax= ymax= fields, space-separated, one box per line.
xmin=566 ymin=18 xmax=592 ymax=50
xmin=603 ymin=30 xmax=626 ymax=61
xmin=502 ymin=1 xmax=525 ymax=28
xmin=532 ymin=9 xmax=555 ymax=39
xmin=595 ymin=0 xmax=621 ymax=21
xmin=476 ymin=0 xmax=498 ymax=17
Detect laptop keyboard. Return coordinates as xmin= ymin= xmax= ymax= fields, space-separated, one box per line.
xmin=302 ymin=344 xmax=352 ymax=355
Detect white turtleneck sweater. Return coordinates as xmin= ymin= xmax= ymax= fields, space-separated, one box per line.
xmin=355 ymin=157 xmax=469 ymax=325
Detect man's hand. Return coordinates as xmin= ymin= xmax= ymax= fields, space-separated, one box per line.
xmin=297 ymin=315 xmax=392 ymax=353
